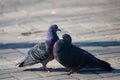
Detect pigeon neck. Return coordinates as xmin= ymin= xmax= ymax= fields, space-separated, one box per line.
xmin=46 ymin=30 xmax=58 ymax=40
xmin=63 ymin=40 xmax=71 ymax=46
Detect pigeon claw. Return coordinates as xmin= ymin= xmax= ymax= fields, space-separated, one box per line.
xmin=66 ymin=70 xmax=74 ymax=75
xmin=43 ymin=67 xmax=53 ymax=72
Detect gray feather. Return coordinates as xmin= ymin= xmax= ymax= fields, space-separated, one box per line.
xmin=17 ymin=24 xmax=61 ymax=68
xmin=17 ymin=42 xmax=48 ymax=67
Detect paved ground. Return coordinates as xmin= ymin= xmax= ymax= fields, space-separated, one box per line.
xmin=0 ymin=0 xmax=120 ymax=80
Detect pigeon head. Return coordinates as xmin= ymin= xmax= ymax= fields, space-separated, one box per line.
xmin=62 ymin=34 xmax=72 ymax=44
xmin=47 ymin=24 xmax=61 ymax=40
xmin=46 ymin=24 xmax=61 ymax=48
xmin=49 ymin=24 xmax=61 ymax=32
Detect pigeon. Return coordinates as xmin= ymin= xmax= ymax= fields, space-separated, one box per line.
xmin=17 ymin=24 xmax=61 ymax=72
xmin=53 ymin=34 xmax=113 ymax=75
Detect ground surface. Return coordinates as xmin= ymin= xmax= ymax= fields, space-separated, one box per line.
xmin=0 ymin=0 xmax=120 ymax=80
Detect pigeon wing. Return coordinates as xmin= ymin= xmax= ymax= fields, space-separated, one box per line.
xmin=29 ymin=42 xmax=49 ymax=62
xmin=17 ymin=42 xmax=49 ymax=67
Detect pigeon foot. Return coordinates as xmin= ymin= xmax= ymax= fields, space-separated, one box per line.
xmin=66 ymin=70 xmax=74 ymax=75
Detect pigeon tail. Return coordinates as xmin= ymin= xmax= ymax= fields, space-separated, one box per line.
xmin=83 ymin=51 xmax=114 ymax=71
xmin=87 ymin=55 xmax=114 ymax=71
xmin=18 ymin=61 xmax=24 ymax=67
xmin=17 ymin=55 xmax=38 ymax=67
xmin=99 ymin=60 xmax=114 ymax=71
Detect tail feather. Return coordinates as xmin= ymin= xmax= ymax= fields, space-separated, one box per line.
xmin=17 ymin=55 xmax=38 ymax=67
xmin=100 ymin=60 xmax=114 ymax=71
xmin=17 ymin=61 xmax=24 ymax=67
xmin=84 ymin=52 xmax=114 ymax=71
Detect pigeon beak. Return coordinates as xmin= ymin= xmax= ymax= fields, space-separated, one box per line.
xmin=57 ymin=28 xmax=61 ymax=31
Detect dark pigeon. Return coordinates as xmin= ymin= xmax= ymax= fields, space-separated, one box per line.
xmin=53 ymin=34 xmax=113 ymax=75
xmin=17 ymin=24 xmax=61 ymax=72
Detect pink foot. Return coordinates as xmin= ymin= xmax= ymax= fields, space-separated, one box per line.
xmin=43 ymin=67 xmax=53 ymax=72
xmin=66 ymin=70 xmax=74 ymax=75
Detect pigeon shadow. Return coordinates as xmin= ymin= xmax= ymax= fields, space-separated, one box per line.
xmin=24 ymin=67 xmax=120 ymax=74
xmin=77 ymin=68 xmax=120 ymax=74
xmin=24 ymin=67 xmax=67 ymax=72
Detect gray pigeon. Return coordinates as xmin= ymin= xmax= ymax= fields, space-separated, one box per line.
xmin=53 ymin=34 xmax=113 ymax=75
xmin=17 ymin=24 xmax=61 ymax=72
